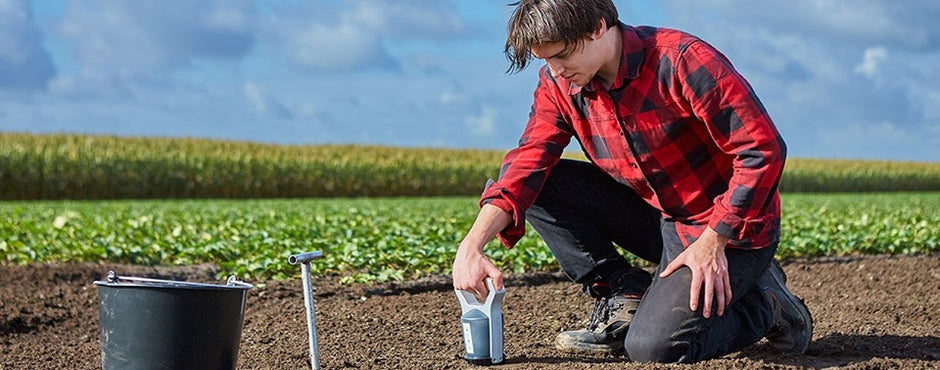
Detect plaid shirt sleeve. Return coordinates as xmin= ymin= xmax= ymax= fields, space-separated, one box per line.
xmin=480 ymin=68 xmax=573 ymax=248
xmin=673 ymin=41 xmax=787 ymax=241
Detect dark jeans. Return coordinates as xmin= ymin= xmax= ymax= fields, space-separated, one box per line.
xmin=525 ymin=159 xmax=776 ymax=363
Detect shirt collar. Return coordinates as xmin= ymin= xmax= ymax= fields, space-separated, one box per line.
xmin=568 ymin=22 xmax=644 ymax=95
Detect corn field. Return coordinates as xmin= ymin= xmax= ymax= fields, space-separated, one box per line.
xmin=1 ymin=133 xmax=938 ymax=200
xmin=0 ymin=133 xmax=503 ymax=199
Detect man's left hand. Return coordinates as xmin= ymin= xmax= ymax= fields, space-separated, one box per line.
xmin=659 ymin=227 xmax=731 ymax=318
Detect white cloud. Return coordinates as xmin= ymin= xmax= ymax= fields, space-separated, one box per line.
xmin=242 ymin=82 xmax=266 ymax=113
xmin=242 ymin=81 xmax=292 ymax=120
xmin=660 ymin=0 xmax=940 ymax=160
xmin=465 ymin=105 xmax=497 ymax=137
xmin=43 ymin=0 xmax=258 ymax=103
xmin=57 ymin=0 xmax=255 ymax=77
xmin=439 ymin=92 xmax=468 ymax=105
xmin=855 ymin=47 xmax=887 ymax=77
xmin=665 ymin=0 xmax=939 ymax=51
xmin=282 ymin=20 xmax=396 ymax=71
xmin=46 ymin=72 xmax=131 ymax=100
xmin=0 ymin=0 xmax=56 ymax=91
xmin=205 ymin=5 xmax=250 ymax=32
xmin=267 ymin=0 xmax=470 ymax=72
xmin=350 ymin=0 xmax=468 ymax=39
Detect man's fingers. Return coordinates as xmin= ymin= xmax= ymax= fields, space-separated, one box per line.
xmin=723 ymin=273 xmax=733 ymax=307
xmin=715 ymin=275 xmax=726 ymax=317
xmin=472 ymin=280 xmax=488 ymax=300
xmin=487 ymin=266 xmax=504 ymax=290
xmin=660 ymin=254 xmax=684 ymax=278
xmin=689 ymin=271 xmax=702 ymax=312
xmin=703 ymin=274 xmax=714 ymax=318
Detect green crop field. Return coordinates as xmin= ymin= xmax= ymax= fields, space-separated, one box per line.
xmin=1 ymin=193 xmax=937 ymax=282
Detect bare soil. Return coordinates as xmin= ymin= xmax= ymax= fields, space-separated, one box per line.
xmin=1 ymin=255 xmax=938 ymax=369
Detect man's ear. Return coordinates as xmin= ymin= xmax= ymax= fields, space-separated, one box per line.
xmin=591 ymin=18 xmax=608 ymax=40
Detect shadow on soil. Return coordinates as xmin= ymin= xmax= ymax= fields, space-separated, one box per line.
xmin=0 ymin=315 xmax=66 ymax=336
xmin=742 ymin=333 xmax=940 ymax=368
xmin=500 ymin=354 xmax=627 ymax=366
xmin=362 ymin=272 xmax=569 ymax=297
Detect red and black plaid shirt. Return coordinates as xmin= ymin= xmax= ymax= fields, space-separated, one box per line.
xmin=482 ymin=24 xmax=787 ymax=250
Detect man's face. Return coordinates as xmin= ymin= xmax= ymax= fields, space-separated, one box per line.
xmin=531 ymin=38 xmax=604 ymax=87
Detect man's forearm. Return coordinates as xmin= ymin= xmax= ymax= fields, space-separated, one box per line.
xmin=460 ymin=204 xmax=512 ymax=251
xmin=453 ymin=204 xmax=512 ymax=293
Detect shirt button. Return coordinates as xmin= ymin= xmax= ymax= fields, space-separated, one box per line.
xmin=632 ymin=164 xmax=638 ymax=168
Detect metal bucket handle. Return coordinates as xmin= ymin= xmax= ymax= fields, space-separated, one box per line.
xmin=103 ymin=270 xmax=253 ymax=289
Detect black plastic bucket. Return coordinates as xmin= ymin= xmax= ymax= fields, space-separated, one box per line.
xmin=94 ymin=271 xmax=252 ymax=370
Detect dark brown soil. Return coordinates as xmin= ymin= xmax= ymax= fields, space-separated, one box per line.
xmin=1 ymin=255 xmax=938 ymax=369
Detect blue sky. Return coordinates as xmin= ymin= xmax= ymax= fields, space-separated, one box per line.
xmin=1 ymin=0 xmax=938 ymax=161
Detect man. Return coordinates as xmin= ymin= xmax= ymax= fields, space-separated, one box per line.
xmin=451 ymin=0 xmax=813 ymax=363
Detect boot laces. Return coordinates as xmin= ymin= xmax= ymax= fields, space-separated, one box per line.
xmin=587 ymin=297 xmax=611 ymax=331
xmin=587 ymin=294 xmax=629 ymax=331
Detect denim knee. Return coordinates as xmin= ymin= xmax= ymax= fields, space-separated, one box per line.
xmin=624 ymin=330 xmax=685 ymax=363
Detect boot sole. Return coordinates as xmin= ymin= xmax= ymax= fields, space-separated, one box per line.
xmin=555 ymin=337 xmax=624 ymax=355
xmin=767 ymin=261 xmax=814 ymax=354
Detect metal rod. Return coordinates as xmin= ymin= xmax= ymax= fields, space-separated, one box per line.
xmin=289 ymin=251 xmax=323 ymax=265
xmin=300 ymin=262 xmax=320 ymax=370
xmin=289 ymin=250 xmax=325 ymax=370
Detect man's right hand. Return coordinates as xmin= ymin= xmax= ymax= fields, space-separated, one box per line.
xmin=451 ymin=203 xmax=511 ymax=299
xmin=452 ymin=241 xmax=503 ymax=299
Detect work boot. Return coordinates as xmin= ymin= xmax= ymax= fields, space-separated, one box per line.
xmin=758 ymin=260 xmax=813 ymax=354
xmin=555 ymin=268 xmax=650 ymax=354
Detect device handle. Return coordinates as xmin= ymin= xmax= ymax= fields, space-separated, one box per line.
xmin=455 ymin=277 xmax=504 ymax=314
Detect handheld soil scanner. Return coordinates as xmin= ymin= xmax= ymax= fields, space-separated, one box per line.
xmin=455 ymin=278 xmax=505 ymax=365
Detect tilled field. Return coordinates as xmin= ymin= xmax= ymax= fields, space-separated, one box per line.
xmin=1 ymin=255 xmax=938 ymax=369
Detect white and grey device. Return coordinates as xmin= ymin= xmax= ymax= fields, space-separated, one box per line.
xmin=455 ymin=277 xmax=505 ymax=364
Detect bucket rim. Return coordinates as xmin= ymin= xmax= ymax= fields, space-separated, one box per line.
xmin=94 ymin=271 xmax=252 ymax=291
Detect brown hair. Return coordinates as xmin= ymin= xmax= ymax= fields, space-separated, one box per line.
xmin=504 ymin=0 xmax=619 ymax=73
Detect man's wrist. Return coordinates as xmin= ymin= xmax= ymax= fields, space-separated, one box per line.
xmin=704 ymin=226 xmax=729 ymax=249
xmin=457 ymin=237 xmax=486 ymax=256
